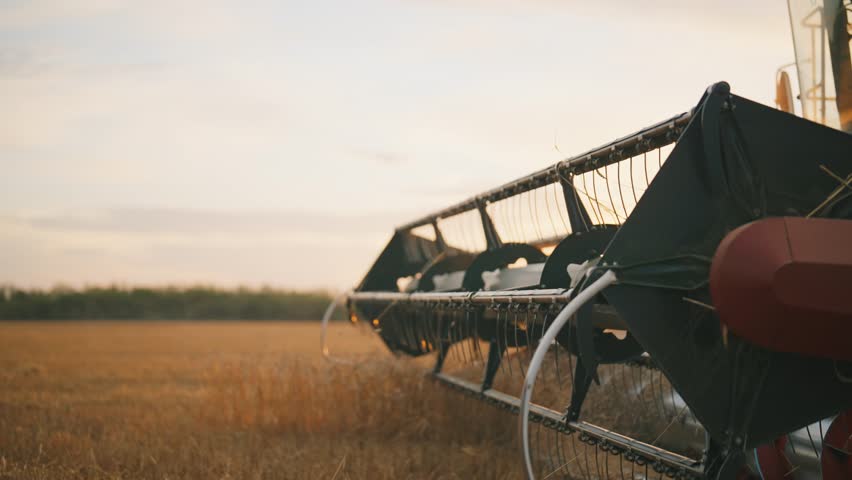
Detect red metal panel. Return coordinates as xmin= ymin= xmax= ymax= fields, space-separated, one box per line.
xmin=710 ymin=217 xmax=852 ymax=361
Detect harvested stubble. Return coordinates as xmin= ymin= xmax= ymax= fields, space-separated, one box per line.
xmin=0 ymin=322 xmax=523 ymax=480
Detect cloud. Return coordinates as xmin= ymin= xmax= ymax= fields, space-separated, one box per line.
xmin=17 ymin=208 xmax=413 ymax=236
xmin=0 ymin=208 xmax=402 ymax=289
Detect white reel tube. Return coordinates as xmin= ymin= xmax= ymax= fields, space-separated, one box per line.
xmin=519 ymin=270 xmax=618 ymax=480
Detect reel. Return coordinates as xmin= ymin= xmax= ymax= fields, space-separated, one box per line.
xmin=346 ymin=82 xmax=852 ymax=479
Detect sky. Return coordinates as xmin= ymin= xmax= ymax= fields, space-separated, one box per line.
xmin=1 ymin=0 xmax=795 ymax=290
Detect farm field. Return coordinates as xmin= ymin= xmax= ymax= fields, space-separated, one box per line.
xmin=0 ymin=322 xmax=521 ymax=480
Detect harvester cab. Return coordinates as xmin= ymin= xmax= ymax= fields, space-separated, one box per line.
xmin=340 ymin=1 xmax=852 ymax=479
xmin=783 ymin=0 xmax=852 ymax=133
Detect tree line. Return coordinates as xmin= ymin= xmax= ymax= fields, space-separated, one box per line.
xmin=0 ymin=286 xmax=342 ymax=321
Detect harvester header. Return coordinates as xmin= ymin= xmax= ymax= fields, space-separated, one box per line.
xmin=345 ymin=80 xmax=852 ymax=480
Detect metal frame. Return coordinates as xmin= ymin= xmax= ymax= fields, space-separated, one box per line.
xmin=396 ymin=112 xmax=692 ymax=233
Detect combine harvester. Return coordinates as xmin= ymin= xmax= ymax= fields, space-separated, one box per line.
xmin=341 ymin=1 xmax=852 ymax=478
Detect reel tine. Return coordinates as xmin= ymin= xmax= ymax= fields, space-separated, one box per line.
xmin=601 ymin=163 xmax=620 ymax=224
xmin=453 ymin=306 xmax=467 ymax=365
xmin=446 ymin=307 xmax=458 ymax=362
xmin=616 ymin=158 xmax=629 ymax=221
xmin=417 ymin=305 xmax=428 ymax=353
xmin=565 ymin=343 xmax=575 ymax=392
xmin=507 ymin=193 xmax=515 ymax=241
xmin=428 ymin=307 xmax=441 ymax=355
xmin=452 ymin=308 xmax=464 ymax=362
xmin=579 ymin=172 xmax=597 ymax=224
xmin=582 ymin=440 xmax=594 ymax=480
xmin=817 ymin=417 xmax=825 ymax=456
xmin=631 ymin=362 xmax=642 ymax=401
xmin=560 ymin=432 xmax=575 ymax=480
xmin=567 ymin=432 xmax=584 ymax=480
xmin=629 ymin=154 xmax=639 ymax=205
xmin=473 ymin=309 xmax=485 ymax=364
xmin=668 ymin=375 xmax=678 ymax=422
xmin=468 ymin=306 xmax=479 ymax=364
xmin=450 ymin=307 xmax=463 ymax=363
xmin=432 ymin=307 xmax=445 ymax=361
xmin=565 ymin=315 xmax=575 ymax=388
xmin=514 ymin=306 xmax=526 ymax=375
xmin=501 ymin=196 xmax=514 ymax=242
xmin=553 ymin=429 xmax=566 ymax=478
xmin=805 ymin=424 xmax=820 ymax=459
xmin=442 ymin=308 xmax=452 ymax=356
xmin=423 ymin=306 xmax=435 ymax=354
xmin=461 ymin=306 xmax=474 ymax=365
xmin=524 ymin=309 xmax=535 ymax=370
xmin=424 ymin=308 xmax=435 ymax=354
xmin=619 ymin=364 xmax=629 ymax=401
xmin=553 ymin=335 xmax=564 ymax=392
xmin=515 ymin=188 xmax=525 ymax=241
xmin=513 ymin=193 xmax=523 ymax=242
xmin=413 ymin=306 xmax=427 ymax=354
xmin=456 ymin=307 xmax=467 ymax=363
xmin=630 ymin=453 xmax=635 ymax=480
xmin=660 ymin=370 xmax=673 ymax=418
xmin=543 ymin=182 xmax=556 ymax=237
xmin=555 ymin=430 xmax=571 ymax=479
xmin=495 ymin=305 xmax=507 ymax=376
xmin=533 ymin=421 xmax=543 ymax=477
xmin=459 ymin=305 xmax=474 ymax=364
xmin=652 ymin=369 xmax=667 ymax=420
xmin=417 ymin=306 xmax=428 ymax=352
xmin=553 ymin=181 xmax=572 ymax=235
xmin=502 ymin=307 xmax=515 ymax=377
xmin=562 ymin=433 xmax=579 ymax=479
xmin=531 ymin=186 xmax=543 ymax=241
xmin=651 ymin=368 xmax=662 ymax=416
xmin=526 ymin=308 xmax=538 ymax=369
xmin=408 ymin=308 xmax=419 ymax=354
xmin=593 ymin=440 xmax=603 ymax=480
xmin=535 ymin=189 xmax=546 ymax=241
xmin=623 ymin=364 xmax=636 ymax=405
xmin=539 ymin=308 xmax=549 ymax=364
xmin=637 ymin=363 xmax=651 ymax=413
xmin=392 ymin=309 xmax=405 ymax=347
xmin=590 ymin=166 xmax=603 ymax=224
xmin=662 ymin=371 xmax=675 ymax=419
xmin=658 ymin=369 xmax=669 ymax=415
xmin=400 ymin=307 xmax=414 ymax=351
xmin=417 ymin=306 xmax=429 ymax=353
xmin=538 ymin=428 xmax=551 ymax=478
xmin=542 ymin=422 xmax=557 ymax=478
xmin=436 ymin=308 xmax=447 ymax=358
xmin=568 ymin=435 xmax=586 ymax=480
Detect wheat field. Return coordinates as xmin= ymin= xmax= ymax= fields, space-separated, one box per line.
xmin=0 ymin=321 xmax=522 ymax=480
